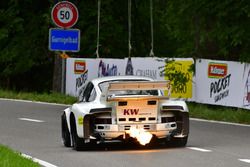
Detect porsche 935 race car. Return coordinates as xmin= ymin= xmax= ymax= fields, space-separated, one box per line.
xmin=61 ymin=76 xmax=189 ymax=150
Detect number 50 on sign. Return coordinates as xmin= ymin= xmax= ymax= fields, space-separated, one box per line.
xmin=51 ymin=1 xmax=79 ymax=28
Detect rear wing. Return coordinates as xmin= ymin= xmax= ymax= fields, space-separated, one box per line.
xmin=108 ymin=81 xmax=171 ymax=91
xmin=100 ymin=81 xmax=172 ymax=101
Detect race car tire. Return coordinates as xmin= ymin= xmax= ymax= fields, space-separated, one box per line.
xmin=72 ymin=130 xmax=85 ymax=151
xmin=171 ymin=136 xmax=188 ymax=147
xmin=61 ymin=113 xmax=71 ymax=147
xmin=70 ymin=119 xmax=85 ymax=151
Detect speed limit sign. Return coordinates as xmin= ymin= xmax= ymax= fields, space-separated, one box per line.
xmin=51 ymin=1 xmax=79 ymax=28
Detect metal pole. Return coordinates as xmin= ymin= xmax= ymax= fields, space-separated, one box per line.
xmin=128 ymin=0 xmax=132 ymax=57
xmin=61 ymin=52 xmax=66 ymax=94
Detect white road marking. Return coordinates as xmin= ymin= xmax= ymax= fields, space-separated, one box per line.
xmin=239 ymin=159 xmax=250 ymax=163
xmin=22 ymin=154 xmax=58 ymax=167
xmin=18 ymin=118 xmax=45 ymax=123
xmin=187 ymin=147 xmax=212 ymax=152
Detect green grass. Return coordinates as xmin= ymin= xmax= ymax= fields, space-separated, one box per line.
xmin=188 ymin=102 xmax=250 ymax=124
xmin=0 ymin=145 xmax=39 ymax=167
xmin=0 ymin=89 xmax=77 ymax=104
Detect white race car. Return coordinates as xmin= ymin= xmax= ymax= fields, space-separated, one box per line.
xmin=61 ymin=76 xmax=189 ymax=150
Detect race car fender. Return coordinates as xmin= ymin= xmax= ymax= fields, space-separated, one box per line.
xmin=159 ymin=100 xmax=189 ymax=137
xmin=64 ymin=107 xmax=71 ymax=133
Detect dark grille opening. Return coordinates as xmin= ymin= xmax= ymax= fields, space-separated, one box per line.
xmin=125 ymin=126 xmax=131 ymax=130
xmin=94 ymin=118 xmax=112 ymax=124
xmin=97 ymin=126 xmax=104 ymax=129
xmin=161 ymin=117 xmax=176 ymax=123
xmin=144 ymin=125 xmax=150 ymax=130
xmin=119 ymin=118 xmax=126 ymax=121
xmin=148 ymin=117 xmax=156 ymax=121
xmin=139 ymin=118 xmax=146 ymax=121
xmin=162 ymin=106 xmax=184 ymax=110
xmin=148 ymin=100 xmax=157 ymax=105
xmin=118 ymin=101 xmax=127 ymax=106
xmin=129 ymin=118 xmax=136 ymax=121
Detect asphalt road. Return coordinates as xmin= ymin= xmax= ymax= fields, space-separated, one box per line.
xmin=0 ymin=99 xmax=250 ymax=167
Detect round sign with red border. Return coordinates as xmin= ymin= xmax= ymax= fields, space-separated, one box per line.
xmin=51 ymin=1 xmax=79 ymax=28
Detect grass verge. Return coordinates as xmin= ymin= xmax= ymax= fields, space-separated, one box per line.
xmin=0 ymin=89 xmax=77 ymax=105
xmin=0 ymin=145 xmax=39 ymax=167
xmin=188 ymin=102 xmax=250 ymax=125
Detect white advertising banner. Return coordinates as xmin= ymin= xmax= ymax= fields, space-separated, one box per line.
xmin=66 ymin=57 xmax=250 ymax=111
xmin=125 ymin=57 xmax=165 ymax=80
xmin=66 ymin=57 xmax=194 ymax=100
xmin=66 ymin=58 xmax=125 ymax=96
xmin=195 ymin=59 xmax=245 ymax=107
xmin=242 ymin=64 xmax=250 ymax=109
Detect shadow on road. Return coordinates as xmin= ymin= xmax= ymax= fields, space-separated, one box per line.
xmin=76 ymin=140 xmax=184 ymax=152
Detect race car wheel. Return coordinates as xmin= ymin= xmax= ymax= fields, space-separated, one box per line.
xmin=61 ymin=113 xmax=71 ymax=147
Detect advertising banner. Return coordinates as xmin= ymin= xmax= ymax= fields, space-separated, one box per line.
xmin=195 ymin=59 xmax=245 ymax=107
xmin=125 ymin=57 xmax=194 ymax=99
xmin=242 ymin=64 xmax=250 ymax=109
xmin=164 ymin=59 xmax=194 ymax=99
xmin=66 ymin=57 xmax=194 ymax=99
xmin=125 ymin=57 xmax=165 ymax=80
xmin=66 ymin=58 xmax=125 ymax=96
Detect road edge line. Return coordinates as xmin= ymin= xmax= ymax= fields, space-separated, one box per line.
xmin=22 ymin=153 xmax=58 ymax=167
xmin=190 ymin=118 xmax=250 ymax=127
xmin=0 ymin=98 xmax=70 ymax=107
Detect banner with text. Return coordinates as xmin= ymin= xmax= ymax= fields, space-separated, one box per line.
xmin=195 ymin=59 xmax=245 ymax=108
xmin=66 ymin=57 xmax=194 ymax=99
xmin=66 ymin=58 xmax=125 ymax=96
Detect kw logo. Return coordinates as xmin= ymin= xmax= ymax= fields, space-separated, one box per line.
xmin=123 ymin=109 xmax=139 ymax=115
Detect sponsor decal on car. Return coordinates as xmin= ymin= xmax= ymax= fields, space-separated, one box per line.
xmin=74 ymin=60 xmax=86 ymax=74
xmin=123 ymin=109 xmax=139 ymax=115
xmin=208 ymin=63 xmax=227 ymax=78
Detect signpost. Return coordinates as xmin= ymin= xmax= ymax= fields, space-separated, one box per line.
xmin=49 ymin=28 xmax=80 ymax=52
xmin=50 ymin=1 xmax=80 ymax=94
xmin=51 ymin=1 xmax=79 ymax=28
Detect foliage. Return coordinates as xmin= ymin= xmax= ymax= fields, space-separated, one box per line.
xmin=0 ymin=0 xmax=53 ymax=91
xmin=0 ymin=0 xmax=249 ymax=91
xmin=163 ymin=0 xmax=250 ymax=61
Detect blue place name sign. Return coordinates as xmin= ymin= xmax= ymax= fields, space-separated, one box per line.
xmin=49 ymin=28 xmax=80 ymax=52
